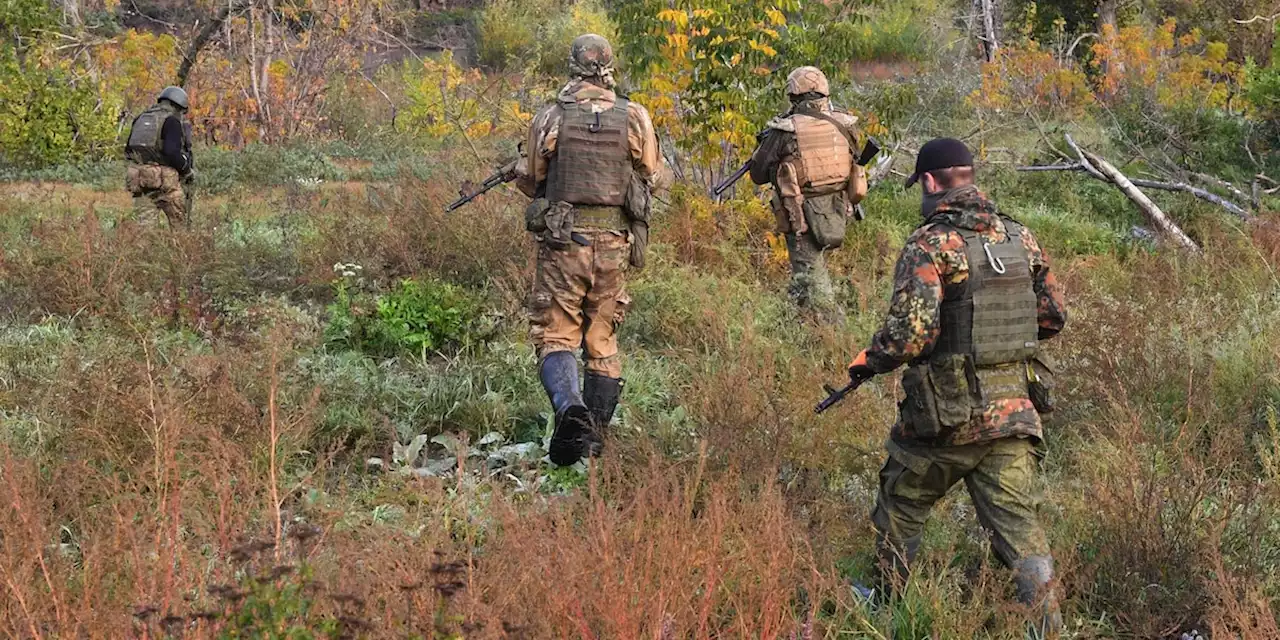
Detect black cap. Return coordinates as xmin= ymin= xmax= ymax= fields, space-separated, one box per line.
xmin=904 ymin=138 xmax=974 ymax=188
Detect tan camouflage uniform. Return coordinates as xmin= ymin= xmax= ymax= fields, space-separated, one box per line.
xmin=860 ymin=185 xmax=1067 ymax=627
xmin=126 ymin=164 xmax=188 ymax=226
xmin=516 ymin=80 xmax=662 ymax=378
xmin=749 ymin=67 xmax=861 ymax=320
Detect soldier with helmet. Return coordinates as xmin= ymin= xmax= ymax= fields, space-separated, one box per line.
xmin=124 ymin=86 xmax=194 ymax=226
xmin=514 ymin=34 xmax=664 ymax=466
xmin=749 ymin=66 xmax=867 ymax=322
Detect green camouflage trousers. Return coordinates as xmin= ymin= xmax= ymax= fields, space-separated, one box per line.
xmin=871 ymin=436 xmax=1051 ymax=574
xmin=784 ymin=231 xmax=841 ymax=322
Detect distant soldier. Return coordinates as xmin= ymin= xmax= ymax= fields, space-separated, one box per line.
xmin=514 ymin=34 xmax=663 ymax=466
xmin=847 ymin=139 xmax=1067 ymax=635
xmin=749 ymin=66 xmax=866 ymax=322
xmin=125 ymin=86 xmax=194 ymax=226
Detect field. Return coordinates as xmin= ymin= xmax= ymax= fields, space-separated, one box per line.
xmin=3 ymin=0 xmax=1280 ymax=637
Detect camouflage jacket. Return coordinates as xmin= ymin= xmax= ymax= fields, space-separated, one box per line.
xmin=864 ymin=186 xmax=1067 ymax=445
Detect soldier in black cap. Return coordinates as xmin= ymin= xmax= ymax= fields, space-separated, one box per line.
xmin=847 ymin=138 xmax=1068 ymax=635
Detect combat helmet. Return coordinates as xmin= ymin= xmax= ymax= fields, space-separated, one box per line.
xmin=157 ymin=86 xmax=190 ymax=111
xmin=569 ymin=34 xmax=615 ymax=83
xmin=785 ymin=66 xmax=830 ymax=97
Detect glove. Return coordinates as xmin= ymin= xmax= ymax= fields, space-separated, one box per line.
xmin=848 ymin=349 xmax=876 ymax=382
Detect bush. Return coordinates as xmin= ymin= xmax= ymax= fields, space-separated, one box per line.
xmin=325 ymin=274 xmax=487 ymax=359
xmin=0 ymin=45 xmax=120 ymax=169
xmin=476 ymin=0 xmax=617 ymax=79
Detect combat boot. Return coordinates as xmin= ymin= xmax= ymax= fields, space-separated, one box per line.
xmin=582 ymin=373 xmax=623 ymax=457
xmin=1012 ymin=555 xmax=1063 ymax=639
xmin=875 ymin=533 xmax=920 ymax=596
xmin=540 ymin=352 xmax=591 ymax=466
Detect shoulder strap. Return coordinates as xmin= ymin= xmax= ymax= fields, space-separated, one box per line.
xmin=793 ymin=107 xmax=857 ymax=151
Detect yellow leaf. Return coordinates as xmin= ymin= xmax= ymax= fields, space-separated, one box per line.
xmin=766 ymin=7 xmax=787 ymax=26
xmin=657 ymin=9 xmax=689 ymax=29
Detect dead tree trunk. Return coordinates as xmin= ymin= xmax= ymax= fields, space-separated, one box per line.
xmin=980 ymin=0 xmax=1000 ymax=62
xmin=177 ymin=0 xmax=253 ymax=87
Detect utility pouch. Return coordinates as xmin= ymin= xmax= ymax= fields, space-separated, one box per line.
xmin=543 ymin=201 xmax=576 ymax=250
xmin=901 ymin=355 xmax=973 ymax=440
xmin=929 ymin=353 xmax=974 ymax=427
xmin=1027 ymin=354 xmax=1057 ymax=414
xmin=802 ymin=193 xmax=847 ymax=249
xmin=628 ymin=221 xmax=649 ymax=269
xmin=623 ymin=173 xmax=652 ymax=269
xmin=524 ymin=197 xmax=550 ymax=233
xmin=847 ymin=163 xmax=869 ymax=205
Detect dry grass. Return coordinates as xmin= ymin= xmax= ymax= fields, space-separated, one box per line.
xmin=0 ymin=164 xmax=1278 ymax=638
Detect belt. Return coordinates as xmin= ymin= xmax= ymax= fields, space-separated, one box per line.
xmin=572 ymin=205 xmax=629 ymax=231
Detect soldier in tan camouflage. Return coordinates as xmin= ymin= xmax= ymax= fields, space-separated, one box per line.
xmin=847 ymin=139 xmax=1067 ymax=635
xmin=124 ymin=86 xmax=194 ymax=226
xmin=515 ymin=34 xmax=663 ymax=466
xmin=749 ymin=66 xmax=866 ymax=323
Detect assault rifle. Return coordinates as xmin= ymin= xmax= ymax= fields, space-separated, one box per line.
xmin=445 ymin=158 xmax=519 ymax=212
xmin=712 ymin=129 xmax=773 ymax=198
xmin=813 ymin=374 xmax=870 ymax=414
xmin=712 ymin=135 xmax=883 ymax=199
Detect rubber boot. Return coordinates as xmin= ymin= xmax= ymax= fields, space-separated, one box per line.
xmin=540 ymin=352 xmax=591 ymax=466
xmin=582 ymin=373 xmax=623 ymax=457
xmin=1013 ymin=555 xmax=1063 ymax=639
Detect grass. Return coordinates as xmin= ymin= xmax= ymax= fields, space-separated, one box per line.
xmin=1 ymin=132 xmax=1279 ymax=639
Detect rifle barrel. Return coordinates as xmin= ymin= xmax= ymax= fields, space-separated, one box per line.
xmin=713 ymin=161 xmax=752 ymax=197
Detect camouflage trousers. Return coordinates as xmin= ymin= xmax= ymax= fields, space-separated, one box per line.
xmin=126 ymin=164 xmax=188 ymax=226
xmin=871 ymin=436 xmax=1051 ymax=576
xmin=785 ymin=232 xmax=841 ymax=321
xmin=528 ymin=229 xmax=631 ymax=378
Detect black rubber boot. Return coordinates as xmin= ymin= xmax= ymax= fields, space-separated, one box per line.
xmin=1013 ymin=555 xmax=1063 ymax=639
xmin=540 ymin=352 xmax=590 ymax=466
xmin=582 ymin=373 xmax=623 ymax=457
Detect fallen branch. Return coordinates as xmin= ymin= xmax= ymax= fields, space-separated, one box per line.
xmin=1021 ymin=141 xmax=1208 ymax=251
xmin=1064 ymin=134 xmax=1106 ymax=181
xmin=1015 ymin=163 xmax=1083 ymax=172
xmin=1234 ymin=12 xmax=1280 ymax=24
xmin=1192 ymin=173 xmax=1253 ymax=211
xmin=1129 ymin=178 xmax=1253 ymax=221
xmin=1079 ymin=149 xmax=1201 ymax=252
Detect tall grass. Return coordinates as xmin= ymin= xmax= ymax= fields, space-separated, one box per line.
xmin=1 ymin=138 xmax=1278 ymax=636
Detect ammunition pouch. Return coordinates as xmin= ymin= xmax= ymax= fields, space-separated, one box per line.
xmin=900 ymin=353 xmax=972 ymax=440
xmin=623 ymin=173 xmax=652 ymax=269
xmin=543 ymin=201 xmax=577 ymax=250
xmin=525 ymin=197 xmax=550 ymax=233
xmin=802 ymin=192 xmax=848 ymax=250
xmin=1027 ymin=354 xmax=1057 ymax=414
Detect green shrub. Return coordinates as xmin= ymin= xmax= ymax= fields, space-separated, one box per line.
xmin=198 ymin=144 xmax=347 ymax=194
xmin=325 ymin=274 xmax=486 ymax=359
xmin=476 ymin=0 xmax=616 ymax=79
xmin=0 ymin=46 xmax=120 ymax=169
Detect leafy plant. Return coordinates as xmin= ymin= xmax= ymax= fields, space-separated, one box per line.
xmin=325 ymin=272 xmax=487 ymax=359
